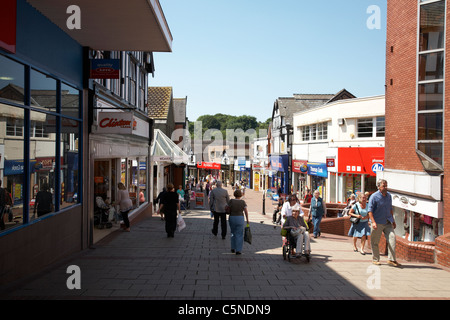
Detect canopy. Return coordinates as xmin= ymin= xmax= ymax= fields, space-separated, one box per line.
xmin=151 ymin=129 xmax=189 ymax=165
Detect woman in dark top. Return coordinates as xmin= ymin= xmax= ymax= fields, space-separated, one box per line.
xmin=34 ymin=182 xmax=53 ymax=217
xmin=227 ymin=189 xmax=249 ymax=255
xmin=157 ymin=183 xmax=180 ymax=238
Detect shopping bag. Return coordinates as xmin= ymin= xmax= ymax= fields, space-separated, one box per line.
xmin=177 ymin=215 xmax=186 ymax=232
xmin=244 ymin=224 xmax=252 ymax=244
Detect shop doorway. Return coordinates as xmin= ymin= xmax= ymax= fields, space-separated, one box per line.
xmin=93 ymin=159 xmax=120 ymax=242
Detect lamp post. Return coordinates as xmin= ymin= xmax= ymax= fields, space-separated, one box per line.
xmin=221 ymin=150 xmax=229 ymax=187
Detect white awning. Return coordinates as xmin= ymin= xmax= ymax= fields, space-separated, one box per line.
xmin=26 ymin=0 xmax=172 ymax=52
xmin=151 ymin=129 xmax=189 ymax=165
xmin=390 ymin=192 xmax=443 ymax=219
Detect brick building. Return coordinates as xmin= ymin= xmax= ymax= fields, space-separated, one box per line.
xmin=380 ymin=0 xmax=450 ymax=267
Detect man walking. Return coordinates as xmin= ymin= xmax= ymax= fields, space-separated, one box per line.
xmin=368 ymin=179 xmax=401 ymax=267
xmin=209 ymin=181 xmax=230 ymax=239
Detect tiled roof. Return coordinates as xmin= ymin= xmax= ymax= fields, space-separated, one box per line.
xmin=148 ymin=86 xmax=172 ymax=119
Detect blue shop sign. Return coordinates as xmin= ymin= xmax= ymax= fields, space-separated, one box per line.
xmin=270 ymin=155 xmax=289 ymax=173
xmin=307 ymin=162 xmax=328 ymax=178
xmin=4 ymin=159 xmax=37 ymax=176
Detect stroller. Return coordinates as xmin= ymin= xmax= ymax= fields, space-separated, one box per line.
xmin=94 ymin=195 xmax=113 ymax=229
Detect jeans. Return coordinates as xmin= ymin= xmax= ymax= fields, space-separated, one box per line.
xmin=371 ymin=222 xmax=396 ymax=262
xmin=312 ymin=215 xmax=323 ymax=236
xmin=229 ymin=215 xmax=245 ymax=252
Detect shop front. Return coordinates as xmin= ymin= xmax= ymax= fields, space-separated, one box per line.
xmin=292 ymin=159 xmax=308 ymax=199
xmin=269 ymin=154 xmax=289 ymax=195
xmin=335 ymin=147 xmax=384 ymax=202
xmin=390 ymin=193 xmax=444 ymax=242
xmin=90 ymin=99 xmax=152 ymax=242
xmin=307 ymin=162 xmax=328 ymax=198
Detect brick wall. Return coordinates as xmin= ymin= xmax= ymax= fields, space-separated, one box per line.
xmin=436 ymin=234 xmax=450 ymax=268
xmin=385 ymin=0 xmax=423 ymax=172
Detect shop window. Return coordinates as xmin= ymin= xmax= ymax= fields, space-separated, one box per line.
xmin=0 ymin=53 xmax=83 ymax=234
xmin=31 ymin=112 xmax=56 ymax=220
xmin=1 ymin=107 xmax=24 ymax=232
xmin=394 ymin=209 xmax=443 ymax=242
xmin=139 ymin=158 xmax=147 ymax=205
xmin=0 ymin=54 xmax=25 ymax=105
xmin=61 ymin=82 xmax=80 ymax=119
xmin=30 ymin=69 xmax=57 ymax=112
xmin=61 ymin=120 xmax=80 ymax=207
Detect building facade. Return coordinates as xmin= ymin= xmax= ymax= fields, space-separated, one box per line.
xmin=293 ymin=95 xmax=385 ymax=203
xmin=382 ymin=0 xmax=449 ymax=265
xmin=0 ymin=0 xmax=172 ymax=284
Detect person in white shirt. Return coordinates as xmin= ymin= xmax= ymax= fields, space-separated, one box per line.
xmin=280 ymin=194 xmax=301 ymax=226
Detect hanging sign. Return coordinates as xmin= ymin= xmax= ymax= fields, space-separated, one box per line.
xmin=90 ymin=59 xmax=120 ymax=79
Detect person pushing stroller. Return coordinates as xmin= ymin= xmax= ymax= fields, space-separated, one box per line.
xmin=283 ymin=203 xmax=311 ymax=258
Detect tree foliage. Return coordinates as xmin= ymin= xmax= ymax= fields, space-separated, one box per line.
xmin=189 ymin=114 xmax=271 ymax=141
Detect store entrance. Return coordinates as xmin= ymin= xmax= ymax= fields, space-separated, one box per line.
xmin=93 ymin=159 xmax=120 ymax=242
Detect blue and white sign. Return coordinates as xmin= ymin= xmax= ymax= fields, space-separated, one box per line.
xmin=372 ymin=163 xmax=384 ymax=174
xmin=307 ymin=163 xmax=328 ymax=178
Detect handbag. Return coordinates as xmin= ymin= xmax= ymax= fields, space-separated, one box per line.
xmin=244 ymin=224 xmax=252 ymax=244
xmin=349 ymin=205 xmax=360 ymax=224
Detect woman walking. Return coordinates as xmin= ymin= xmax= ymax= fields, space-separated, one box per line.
xmin=157 ymin=183 xmax=181 ymax=238
xmin=227 ymin=189 xmax=249 ymax=255
xmin=348 ymin=193 xmax=371 ymax=254
xmin=117 ymin=182 xmax=133 ymax=232
xmin=309 ymin=190 xmax=327 ymax=238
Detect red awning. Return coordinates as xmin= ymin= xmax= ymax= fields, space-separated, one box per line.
xmin=338 ymin=147 xmax=384 ymax=176
xmin=197 ymin=162 xmax=221 ymax=170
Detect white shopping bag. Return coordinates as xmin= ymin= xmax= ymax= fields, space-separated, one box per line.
xmin=177 ymin=215 xmax=186 ymax=232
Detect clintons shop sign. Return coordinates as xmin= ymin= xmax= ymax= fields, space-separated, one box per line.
xmin=97 ymin=112 xmax=136 ymax=134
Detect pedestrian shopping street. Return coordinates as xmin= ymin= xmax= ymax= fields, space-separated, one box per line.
xmin=2 ymin=186 xmax=450 ymax=301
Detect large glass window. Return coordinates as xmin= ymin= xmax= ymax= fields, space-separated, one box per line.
xmin=0 ymin=53 xmax=82 ymax=234
xmin=419 ymin=0 xmax=445 ymax=52
xmin=31 ymin=111 xmax=56 ymax=219
xmin=30 ymin=69 xmax=57 ymax=112
xmin=0 ymin=55 xmax=25 ymax=105
xmin=418 ymin=82 xmax=443 ymax=111
xmin=1 ymin=107 xmax=25 ymax=231
xmin=418 ymin=0 xmax=445 ymax=169
xmin=61 ymin=120 xmax=80 ymax=207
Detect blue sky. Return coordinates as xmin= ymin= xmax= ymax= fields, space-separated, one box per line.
xmin=151 ymin=0 xmax=387 ymax=122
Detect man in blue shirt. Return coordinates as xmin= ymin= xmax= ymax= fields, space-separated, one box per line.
xmin=368 ymin=179 xmax=401 ymax=267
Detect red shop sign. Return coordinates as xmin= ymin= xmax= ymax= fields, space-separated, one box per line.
xmin=0 ymin=0 xmax=16 ymax=53
xmin=197 ymin=162 xmax=221 ymax=170
xmin=338 ymin=147 xmax=384 ymax=176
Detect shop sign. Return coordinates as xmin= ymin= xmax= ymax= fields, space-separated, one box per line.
xmin=338 ymin=147 xmax=384 ymax=176
xmin=307 ymin=163 xmax=328 ymax=178
xmin=326 ymin=158 xmax=335 ymax=168
xmin=97 ymin=112 xmax=135 ymax=134
xmin=292 ymin=160 xmax=307 ymax=173
xmin=195 ymin=192 xmax=205 ymax=209
xmin=197 ymin=162 xmax=221 ymax=170
xmin=90 ymin=59 xmax=120 ymax=79
xmin=270 ymin=155 xmax=289 ymax=173
xmin=0 ymin=0 xmax=16 ymax=53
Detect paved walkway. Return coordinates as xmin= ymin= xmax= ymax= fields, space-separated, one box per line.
xmin=1 ymin=186 xmax=450 ymax=300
